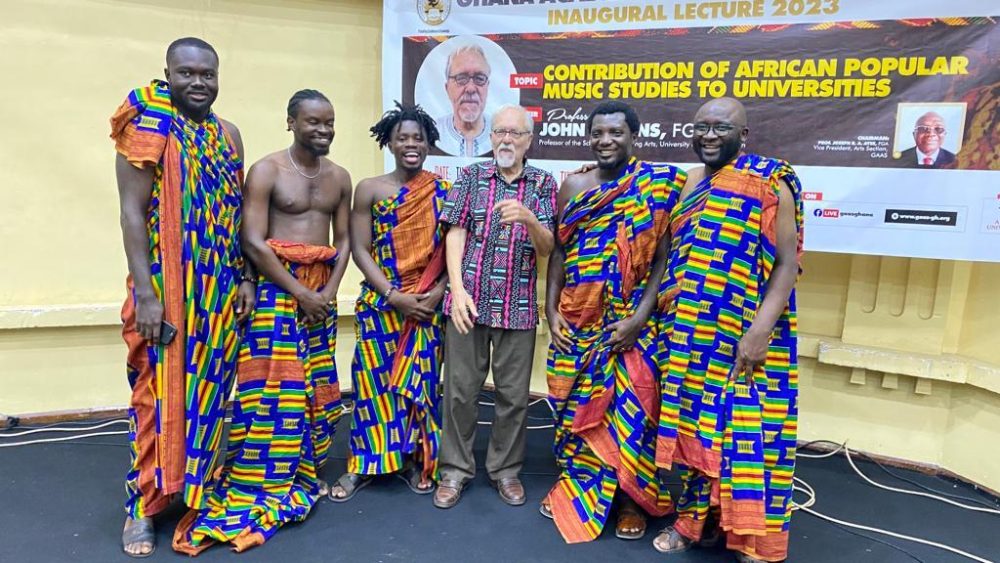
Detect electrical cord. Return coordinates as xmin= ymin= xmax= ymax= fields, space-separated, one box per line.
xmin=0 ymin=431 xmax=129 ymax=448
xmin=0 ymin=419 xmax=128 ymax=438
xmin=801 ymin=440 xmax=998 ymax=510
xmin=477 ymin=394 xmax=555 ymax=430
xmin=793 ymin=441 xmax=998 ymax=563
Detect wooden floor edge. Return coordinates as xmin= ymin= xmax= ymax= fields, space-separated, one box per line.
xmin=0 ymin=406 xmax=128 ymax=429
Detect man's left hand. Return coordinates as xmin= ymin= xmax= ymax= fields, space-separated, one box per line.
xmin=416 ymin=284 xmax=446 ymax=313
xmin=235 ymin=280 xmax=256 ymax=324
xmin=496 ymin=199 xmax=536 ymax=226
xmin=732 ymin=327 xmax=770 ymax=383
xmin=606 ymin=315 xmax=642 ymax=353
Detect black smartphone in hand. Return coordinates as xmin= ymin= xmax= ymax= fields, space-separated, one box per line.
xmin=159 ymin=321 xmax=178 ymax=345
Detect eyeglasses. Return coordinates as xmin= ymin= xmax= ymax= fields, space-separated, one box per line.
xmin=693 ymin=122 xmax=738 ymax=136
xmin=914 ymin=126 xmax=945 ymax=135
xmin=491 ymin=128 xmax=530 ymax=139
xmin=448 ymin=72 xmax=489 ymax=87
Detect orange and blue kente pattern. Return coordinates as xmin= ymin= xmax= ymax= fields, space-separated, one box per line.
xmin=176 ymin=241 xmax=344 ymax=554
xmin=544 ymin=159 xmax=684 ymax=543
xmin=656 ymin=153 xmax=802 ymax=562
xmin=111 ymin=80 xmax=243 ymax=520
xmin=349 ymin=171 xmax=449 ymax=482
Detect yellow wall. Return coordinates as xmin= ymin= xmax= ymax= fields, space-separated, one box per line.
xmin=1 ymin=1 xmax=998 ymax=492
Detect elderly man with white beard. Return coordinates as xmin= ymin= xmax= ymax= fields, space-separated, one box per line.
xmin=435 ymin=44 xmax=492 ymax=157
xmin=433 ymin=104 xmax=558 ymax=509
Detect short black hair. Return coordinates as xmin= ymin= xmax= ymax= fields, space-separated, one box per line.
xmin=166 ymin=37 xmax=218 ymax=64
xmin=369 ymin=101 xmax=439 ymax=149
xmin=287 ymin=89 xmax=332 ymax=118
xmin=587 ymin=101 xmax=641 ymax=134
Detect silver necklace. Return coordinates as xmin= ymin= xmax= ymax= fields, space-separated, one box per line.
xmin=287 ymin=147 xmax=322 ymax=179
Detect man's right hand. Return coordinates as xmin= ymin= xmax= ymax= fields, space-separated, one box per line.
xmin=547 ymin=309 xmax=573 ymax=353
xmin=569 ymin=162 xmax=598 ymax=175
xmin=388 ymin=291 xmax=434 ymax=322
xmin=450 ymin=288 xmax=479 ymax=335
xmin=296 ymin=290 xmax=331 ymax=326
xmin=135 ymin=292 xmax=164 ymax=342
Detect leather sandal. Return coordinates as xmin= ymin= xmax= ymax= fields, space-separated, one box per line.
xmin=328 ymin=472 xmax=373 ymax=503
xmin=122 ymin=517 xmax=156 ymax=558
xmin=653 ymin=525 xmax=694 ymax=553
xmin=615 ymin=504 xmax=647 ymax=540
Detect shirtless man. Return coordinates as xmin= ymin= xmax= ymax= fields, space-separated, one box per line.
xmin=329 ymin=102 xmax=450 ymax=501
xmin=173 ymin=89 xmax=353 ymax=554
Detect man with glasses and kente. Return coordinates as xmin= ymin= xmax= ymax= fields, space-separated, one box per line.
xmin=896 ymin=111 xmax=956 ymax=168
xmin=435 ymin=43 xmax=493 ymax=157
xmin=434 ymin=104 xmax=557 ymax=509
xmin=653 ymin=97 xmax=803 ymax=563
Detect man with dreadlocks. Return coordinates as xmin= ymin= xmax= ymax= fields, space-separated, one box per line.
xmin=174 ymin=89 xmax=352 ymax=555
xmin=112 ymin=37 xmax=251 ymax=558
xmin=328 ymin=101 xmax=450 ymax=502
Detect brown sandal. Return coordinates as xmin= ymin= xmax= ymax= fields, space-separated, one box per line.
xmin=615 ymin=504 xmax=647 ymax=540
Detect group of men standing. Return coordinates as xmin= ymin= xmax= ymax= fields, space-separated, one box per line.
xmin=114 ymin=38 xmax=802 ymax=563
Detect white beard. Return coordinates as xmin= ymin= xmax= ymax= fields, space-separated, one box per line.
xmin=495 ymin=144 xmax=516 ymax=168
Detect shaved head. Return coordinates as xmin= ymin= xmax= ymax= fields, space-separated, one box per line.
xmin=691 ymin=97 xmax=749 ymax=172
xmin=694 ymin=97 xmax=747 ymax=127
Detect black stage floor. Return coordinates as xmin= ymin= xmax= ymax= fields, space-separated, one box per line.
xmin=1 ymin=396 xmax=998 ymax=563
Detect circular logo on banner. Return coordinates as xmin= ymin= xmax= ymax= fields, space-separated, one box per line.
xmin=418 ymin=0 xmax=451 ymax=26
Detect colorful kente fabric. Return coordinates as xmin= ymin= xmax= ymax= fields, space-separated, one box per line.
xmin=349 ymin=171 xmax=450 ymax=481
xmin=174 ymin=240 xmax=344 ymax=555
xmin=544 ymin=158 xmax=685 ymax=543
xmin=111 ymin=80 xmax=244 ymax=519
xmin=655 ymin=154 xmax=803 ymax=562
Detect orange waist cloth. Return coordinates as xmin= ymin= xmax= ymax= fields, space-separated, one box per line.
xmin=266 ymin=239 xmax=337 ymax=292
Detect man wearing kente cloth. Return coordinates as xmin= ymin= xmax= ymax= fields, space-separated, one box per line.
xmin=112 ymin=37 xmax=251 ymax=558
xmin=653 ymin=98 xmax=802 ymax=563
xmin=328 ymin=102 xmax=450 ymax=501
xmin=542 ymin=101 xmax=684 ymax=543
xmin=174 ymin=89 xmax=352 ymax=554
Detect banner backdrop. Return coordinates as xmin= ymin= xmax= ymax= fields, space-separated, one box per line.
xmin=382 ymin=1 xmax=1000 ymax=262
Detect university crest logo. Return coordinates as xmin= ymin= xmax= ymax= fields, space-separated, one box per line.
xmin=418 ymin=0 xmax=451 ymax=26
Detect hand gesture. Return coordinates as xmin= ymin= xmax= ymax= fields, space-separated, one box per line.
xmin=135 ymin=292 xmax=164 ymax=342
xmin=416 ymin=284 xmax=446 ymax=315
xmin=548 ymin=309 xmax=573 ymax=353
xmin=569 ymin=162 xmax=598 ymax=175
xmin=495 ymin=199 xmax=536 ymax=226
xmin=731 ymin=328 xmax=770 ymax=384
xmin=297 ymin=290 xmax=331 ymax=326
xmin=606 ymin=315 xmax=642 ymax=353
xmin=389 ymin=290 xmax=435 ymax=322
xmin=235 ymin=280 xmax=256 ymax=324
xmin=450 ymin=287 xmax=479 ymax=334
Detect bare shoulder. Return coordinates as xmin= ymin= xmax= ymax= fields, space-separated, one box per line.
xmin=559 ymin=168 xmax=596 ymax=199
xmin=323 ymin=160 xmax=352 ymax=185
xmin=680 ymin=164 xmax=706 ymax=197
xmin=219 ymin=119 xmax=244 ymax=158
xmin=246 ymin=152 xmax=283 ymax=180
xmin=354 ymin=175 xmax=381 ymax=195
xmin=219 ymin=118 xmax=241 ymax=136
